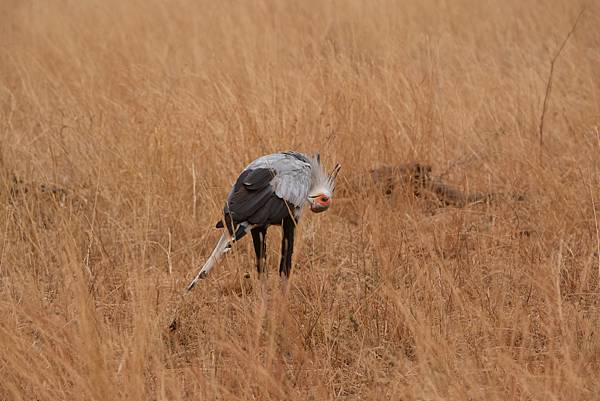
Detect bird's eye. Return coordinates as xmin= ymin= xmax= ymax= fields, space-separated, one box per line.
xmin=321 ymin=196 xmax=329 ymax=203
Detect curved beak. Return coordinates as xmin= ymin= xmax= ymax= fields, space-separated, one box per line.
xmin=310 ymin=202 xmax=329 ymax=213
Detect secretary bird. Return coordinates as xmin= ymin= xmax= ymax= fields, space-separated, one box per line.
xmin=186 ymin=151 xmax=341 ymax=291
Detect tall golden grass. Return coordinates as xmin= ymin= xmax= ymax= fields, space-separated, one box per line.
xmin=1 ymin=0 xmax=600 ymax=399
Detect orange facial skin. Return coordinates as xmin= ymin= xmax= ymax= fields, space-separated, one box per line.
xmin=316 ymin=194 xmax=330 ymax=207
xmin=309 ymin=193 xmax=331 ymax=213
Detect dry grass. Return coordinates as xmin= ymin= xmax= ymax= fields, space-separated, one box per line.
xmin=1 ymin=0 xmax=600 ymax=399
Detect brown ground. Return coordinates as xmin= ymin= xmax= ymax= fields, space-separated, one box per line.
xmin=1 ymin=1 xmax=600 ymax=400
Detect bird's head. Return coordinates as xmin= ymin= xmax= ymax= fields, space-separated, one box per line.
xmin=308 ymin=157 xmax=341 ymax=213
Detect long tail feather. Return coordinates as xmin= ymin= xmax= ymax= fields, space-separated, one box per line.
xmin=186 ymin=234 xmax=230 ymax=291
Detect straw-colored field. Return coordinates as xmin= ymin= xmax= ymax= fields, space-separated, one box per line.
xmin=2 ymin=1 xmax=600 ymax=400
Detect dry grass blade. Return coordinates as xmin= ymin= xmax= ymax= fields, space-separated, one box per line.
xmin=538 ymin=8 xmax=586 ymax=155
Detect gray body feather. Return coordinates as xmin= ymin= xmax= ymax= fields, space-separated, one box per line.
xmin=242 ymin=151 xmax=312 ymax=208
xmin=222 ymin=151 xmax=315 ymax=230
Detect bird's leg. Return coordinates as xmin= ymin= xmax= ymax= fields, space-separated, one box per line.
xmin=251 ymin=226 xmax=268 ymax=275
xmin=279 ymin=217 xmax=295 ymax=278
xmin=251 ymin=226 xmax=268 ymax=296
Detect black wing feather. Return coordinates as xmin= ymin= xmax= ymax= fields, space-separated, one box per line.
xmin=227 ymin=185 xmax=273 ymax=219
xmin=247 ymin=196 xmax=291 ymax=225
xmin=224 ymin=168 xmax=291 ymax=226
xmin=242 ymin=168 xmax=276 ymax=190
